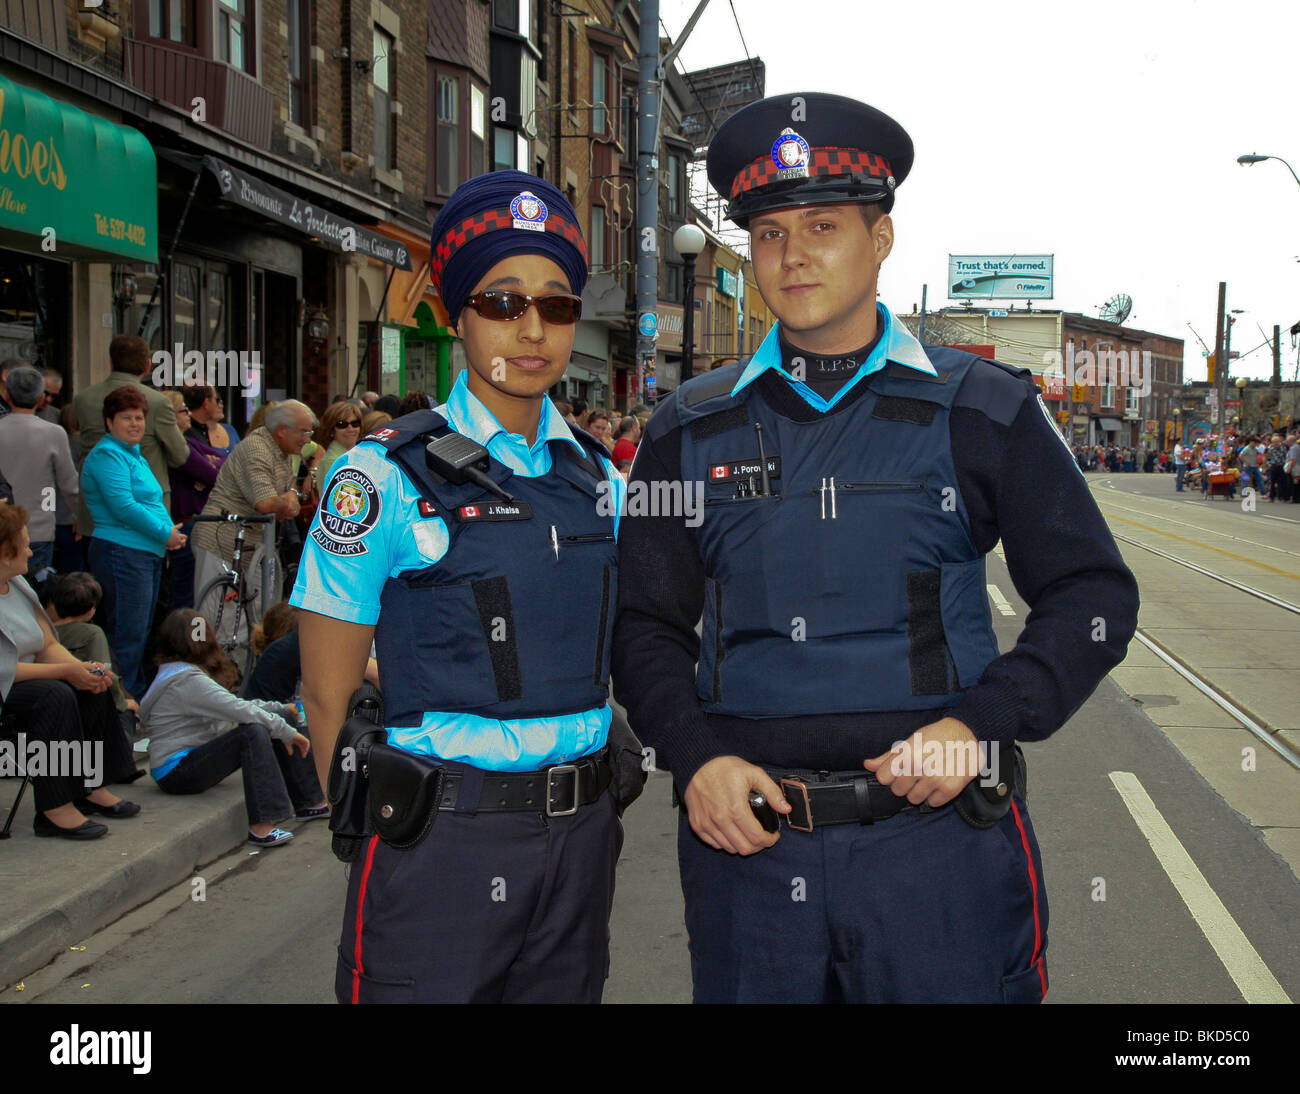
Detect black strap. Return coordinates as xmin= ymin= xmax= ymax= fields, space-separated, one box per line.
xmin=436 ymin=752 xmax=612 ymax=813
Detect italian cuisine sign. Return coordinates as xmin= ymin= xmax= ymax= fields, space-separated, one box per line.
xmin=948 ymin=255 xmax=1054 ymax=300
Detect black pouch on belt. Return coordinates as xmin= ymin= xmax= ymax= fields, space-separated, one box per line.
xmin=367 ymin=744 xmax=444 ymax=850
xmin=605 ymin=707 xmax=648 ymax=816
xmin=951 ymin=743 xmax=1025 ymax=830
xmin=327 ymin=684 xmax=387 ymax=863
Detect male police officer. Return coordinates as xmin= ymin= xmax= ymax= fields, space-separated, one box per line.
xmin=611 ymin=93 xmax=1139 ymax=1003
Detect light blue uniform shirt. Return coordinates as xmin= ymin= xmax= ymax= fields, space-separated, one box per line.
xmin=731 ymin=301 xmax=938 ymax=411
xmin=291 ymin=372 xmax=626 ymax=771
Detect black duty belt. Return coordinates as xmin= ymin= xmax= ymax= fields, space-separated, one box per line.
xmin=435 ymin=752 xmax=612 ymax=816
xmin=761 ymin=767 xmax=944 ymax=832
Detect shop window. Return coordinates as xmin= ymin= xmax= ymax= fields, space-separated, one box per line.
xmin=592 ymin=53 xmax=609 ymax=136
xmin=471 ymin=85 xmax=486 ymax=176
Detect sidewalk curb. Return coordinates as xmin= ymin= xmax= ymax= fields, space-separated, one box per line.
xmin=1 ymin=783 xmax=248 ymax=990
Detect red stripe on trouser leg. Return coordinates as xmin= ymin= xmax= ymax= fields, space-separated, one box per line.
xmin=351 ymin=834 xmax=381 ymax=1005
xmin=1010 ymin=798 xmax=1046 ymax=999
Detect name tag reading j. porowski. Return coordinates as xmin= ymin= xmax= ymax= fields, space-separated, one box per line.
xmin=453 ymin=500 xmax=535 ymax=522
xmin=707 ymin=456 xmax=782 ymax=483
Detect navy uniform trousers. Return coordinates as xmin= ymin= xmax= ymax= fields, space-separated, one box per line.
xmin=336 ymin=791 xmax=622 ymax=1003
xmin=679 ymin=792 xmax=1048 ymax=1004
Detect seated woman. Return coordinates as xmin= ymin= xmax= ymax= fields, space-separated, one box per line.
xmin=0 ymin=505 xmax=141 ymax=840
xmin=139 ymin=608 xmax=329 ymax=847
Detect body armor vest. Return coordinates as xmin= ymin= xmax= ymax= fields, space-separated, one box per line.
xmin=366 ymin=410 xmax=617 ymax=728
xmin=669 ymin=348 xmax=1018 ymax=718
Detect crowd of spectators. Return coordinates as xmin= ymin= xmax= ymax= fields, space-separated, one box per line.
xmin=0 ymin=340 xmax=650 ymax=847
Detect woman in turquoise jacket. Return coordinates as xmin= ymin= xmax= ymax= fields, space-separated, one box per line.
xmin=82 ymin=385 xmax=186 ymax=699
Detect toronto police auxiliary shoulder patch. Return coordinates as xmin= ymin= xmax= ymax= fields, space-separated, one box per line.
xmin=311 ymin=466 xmax=381 ymax=556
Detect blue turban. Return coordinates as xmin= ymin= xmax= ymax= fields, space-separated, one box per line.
xmin=430 ymin=170 xmax=588 ymax=327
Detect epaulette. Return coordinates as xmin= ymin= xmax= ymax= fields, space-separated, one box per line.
xmin=360 ymin=409 xmax=452 ymax=454
xmin=950 ymin=354 xmax=1036 ymax=428
xmin=664 ymin=360 xmax=752 ymax=443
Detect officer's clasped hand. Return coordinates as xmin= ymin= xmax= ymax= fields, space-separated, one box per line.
xmin=863 ymin=717 xmax=981 ymax=808
xmin=683 ymin=755 xmax=792 ymax=856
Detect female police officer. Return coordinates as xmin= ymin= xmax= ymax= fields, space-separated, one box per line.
xmin=292 ymin=171 xmax=627 ymax=1003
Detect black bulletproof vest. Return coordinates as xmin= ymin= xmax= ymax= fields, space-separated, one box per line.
xmin=366 ymin=410 xmax=617 ymax=728
xmin=673 ymin=348 xmax=1010 ymax=718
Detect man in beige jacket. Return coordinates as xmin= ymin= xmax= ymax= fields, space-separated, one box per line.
xmin=73 ymin=334 xmax=189 ymax=538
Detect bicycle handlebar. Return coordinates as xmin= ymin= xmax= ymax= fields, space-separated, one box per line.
xmin=189 ymin=511 xmax=276 ymax=524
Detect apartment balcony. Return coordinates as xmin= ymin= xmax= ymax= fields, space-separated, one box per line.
xmin=123 ymin=37 xmax=272 ymax=150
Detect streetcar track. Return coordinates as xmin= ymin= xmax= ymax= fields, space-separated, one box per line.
xmin=1094 ymin=498 xmax=1300 ymax=562
xmin=1103 ymin=516 xmax=1300 ymax=580
xmin=1109 ymin=532 xmax=1300 ymax=612
xmin=1131 ymin=629 xmax=1300 ymax=773
xmin=1094 ymin=478 xmax=1300 ymax=526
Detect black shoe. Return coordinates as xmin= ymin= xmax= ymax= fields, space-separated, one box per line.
xmin=34 ymin=813 xmax=108 ymax=840
xmin=78 ymin=797 xmax=142 ymax=818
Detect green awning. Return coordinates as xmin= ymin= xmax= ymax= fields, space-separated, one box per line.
xmin=0 ymin=72 xmax=157 ymax=262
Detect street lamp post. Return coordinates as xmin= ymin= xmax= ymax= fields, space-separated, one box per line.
xmin=1237 ymin=153 xmax=1300 ymax=189
xmin=673 ymin=223 xmax=706 ymax=384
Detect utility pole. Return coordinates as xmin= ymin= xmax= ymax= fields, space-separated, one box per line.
xmin=918 ymin=284 xmax=928 ymax=344
xmin=1214 ymin=281 xmax=1226 ymax=436
xmin=635 ymin=0 xmax=661 ymax=405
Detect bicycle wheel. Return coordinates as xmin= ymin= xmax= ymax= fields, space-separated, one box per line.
xmin=196 ymin=575 xmax=257 ymax=682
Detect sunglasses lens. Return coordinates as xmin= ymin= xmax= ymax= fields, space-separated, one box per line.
xmin=536 ymin=296 xmax=581 ymax=324
xmin=475 ymin=291 xmax=529 ymax=320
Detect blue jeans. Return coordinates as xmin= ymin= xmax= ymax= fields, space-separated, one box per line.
xmin=88 ymin=537 xmax=163 ymax=700
xmin=26 ymin=539 xmax=54 ymax=583
xmin=1175 ymin=464 xmax=1185 ymax=490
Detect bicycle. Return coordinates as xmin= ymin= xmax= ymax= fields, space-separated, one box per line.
xmin=191 ymin=510 xmax=277 ymax=681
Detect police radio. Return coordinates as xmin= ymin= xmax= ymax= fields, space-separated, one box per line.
xmin=424 ymin=433 xmax=516 ymax=502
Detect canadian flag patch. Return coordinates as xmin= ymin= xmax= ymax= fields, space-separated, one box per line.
xmin=710 ymin=465 xmax=729 ymax=480
xmin=460 ymin=505 xmax=480 ymax=519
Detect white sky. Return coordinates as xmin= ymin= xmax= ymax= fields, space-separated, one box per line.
xmin=659 ymin=0 xmax=1300 ymax=381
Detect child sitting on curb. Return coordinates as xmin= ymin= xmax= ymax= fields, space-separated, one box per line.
xmin=139 ymin=608 xmax=329 ymax=847
xmin=43 ymin=573 xmax=138 ymax=734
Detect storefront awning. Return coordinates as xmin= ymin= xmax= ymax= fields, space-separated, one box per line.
xmin=1097 ymin=417 xmax=1124 ymax=432
xmin=204 ymin=156 xmax=412 ymax=270
xmin=0 ymin=72 xmax=158 ymax=262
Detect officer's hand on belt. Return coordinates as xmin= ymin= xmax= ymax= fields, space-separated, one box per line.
xmin=864 ymin=717 xmax=981 ymax=808
xmin=683 ymin=756 xmax=792 ymax=856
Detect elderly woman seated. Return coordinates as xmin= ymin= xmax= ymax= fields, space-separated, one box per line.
xmin=0 ymin=505 xmax=141 ymax=840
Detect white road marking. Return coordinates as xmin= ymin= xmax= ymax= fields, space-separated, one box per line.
xmin=986 ymin=583 xmax=1016 ymax=616
xmin=1108 ymin=771 xmax=1291 ymax=1004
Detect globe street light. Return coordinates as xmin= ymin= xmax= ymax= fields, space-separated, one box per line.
xmin=673 ymin=223 xmax=707 ymax=383
xmin=1237 ymin=153 xmax=1300 ymax=189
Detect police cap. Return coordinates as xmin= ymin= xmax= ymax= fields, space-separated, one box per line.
xmin=706 ymin=92 xmax=913 ymax=227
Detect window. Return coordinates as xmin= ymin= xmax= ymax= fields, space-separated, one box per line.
xmin=494 ymin=0 xmax=530 ymax=38
xmin=149 ymin=0 xmax=193 ymax=45
xmin=663 ymin=263 xmax=680 ymax=301
xmin=621 ymin=89 xmax=635 ymax=150
xmin=216 ymin=0 xmax=252 ymax=73
xmin=517 ymin=132 xmax=529 ymax=170
xmin=493 ymin=128 xmax=514 ymax=171
xmin=667 ymin=153 xmax=683 ymax=216
xmin=471 ymin=86 xmax=486 ymax=176
xmin=591 ymin=206 xmax=606 ymax=270
xmin=1102 ymin=384 xmax=1115 ymax=408
xmin=567 ymin=25 xmax=577 ymax=106
xmin=1126 ymin=387 xmax=1141 ymax=414
xmin=287 ymin=0 xmax=310 ymax=127
xmin=374 ymin=28 xmax=395 ymax=170
xmin=437 ymin=76 xmax=460 ymax=193
xmin=592 ymin=53 xmax=608 ymax=136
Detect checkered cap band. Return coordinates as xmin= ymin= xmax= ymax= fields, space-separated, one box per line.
xmin=728 ymin=147 xmax=894 ymax=200
xmin=432 ymin=208 xmax=588 ymax=285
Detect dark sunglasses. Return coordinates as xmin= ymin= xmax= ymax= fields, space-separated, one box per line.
xmin=335 ymin=419 xmax=362 ymax=428
xmin=463 ymin=290 xmax=582 ymax=325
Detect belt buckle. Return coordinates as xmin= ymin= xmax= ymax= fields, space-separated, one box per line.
xmin=780 ymin=777 xmax=813 ymax=833
xmin=546 ymin=764 xmax=580 ymax=817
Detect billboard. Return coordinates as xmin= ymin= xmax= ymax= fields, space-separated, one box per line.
xmin=948 ymin=255 xmax=1053 ymax=300
xmin=679 ymin=59 xmax=766 ymax=155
